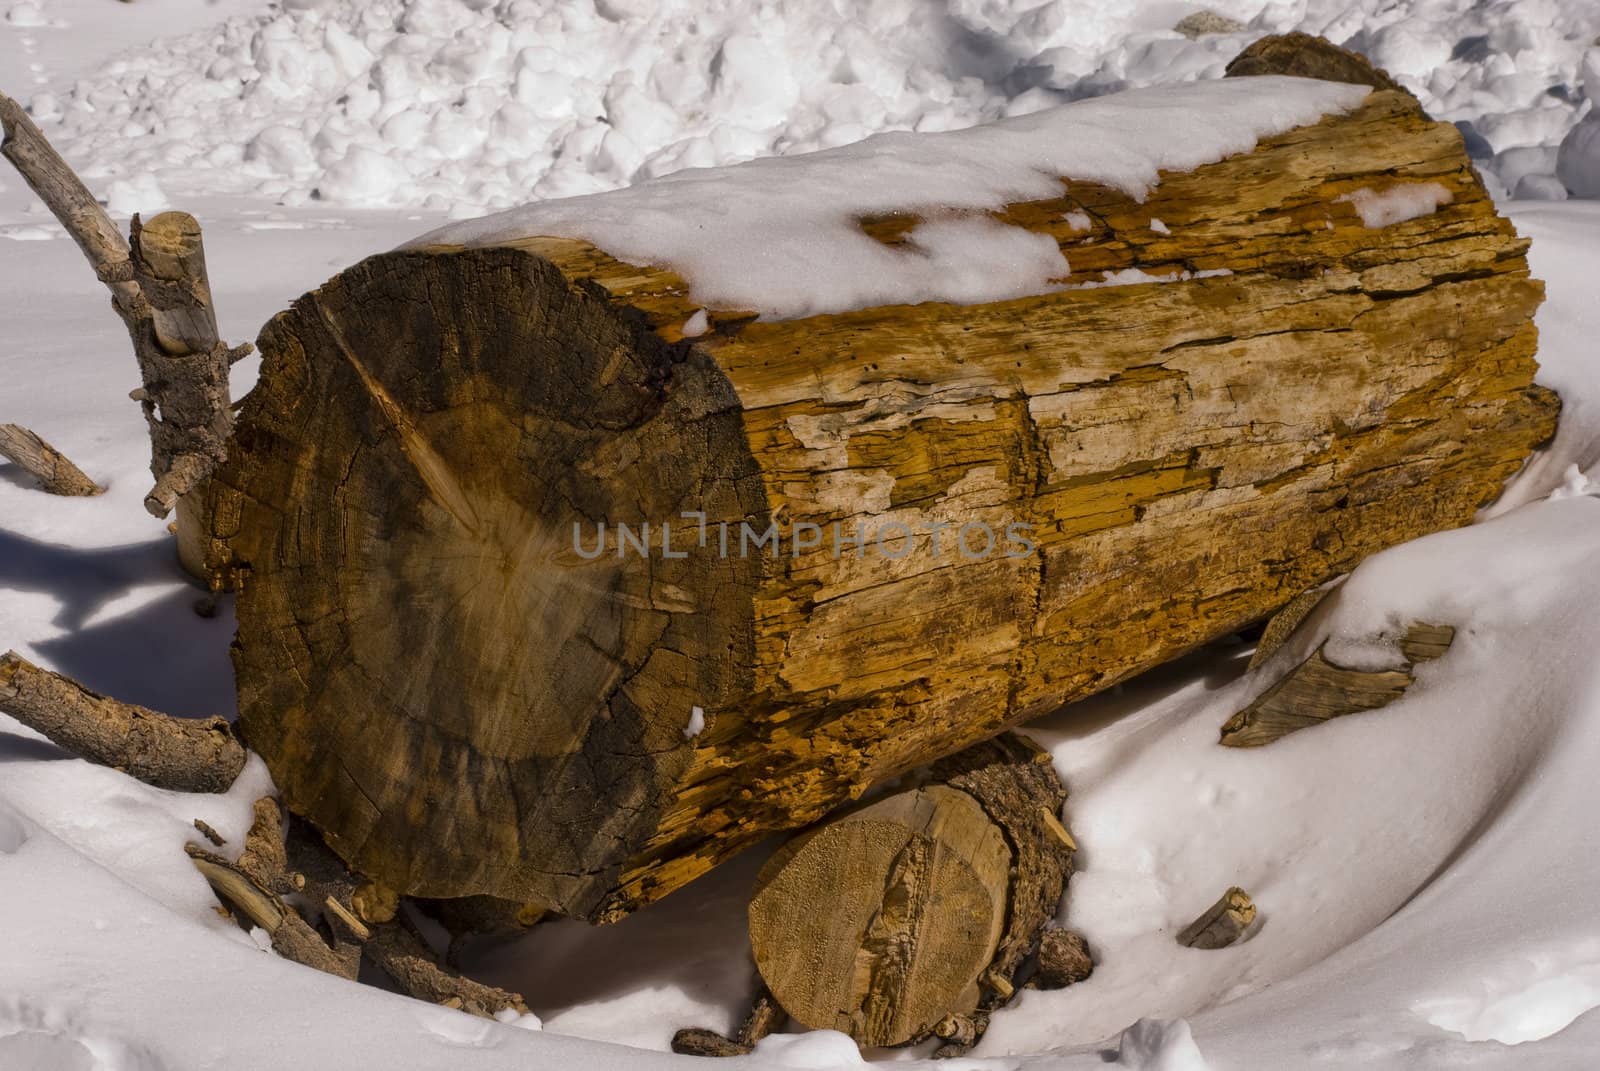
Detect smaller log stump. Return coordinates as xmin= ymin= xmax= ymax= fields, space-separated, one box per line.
xmin=748 ymin=734 xmax=1073 ymax=1049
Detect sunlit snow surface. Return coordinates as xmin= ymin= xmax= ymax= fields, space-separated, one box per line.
xmin=5 ymin=2 xmax=1600 ymax=1069
xmin=416 ymin=77 xmax=1365 ymax=318
xmin=4 ymin=0 xmax=1599 ymax=214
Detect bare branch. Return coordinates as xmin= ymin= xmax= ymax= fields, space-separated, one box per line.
xmin=0 ymin=424 xmax=102 ymax=496
xmin=1 ymin=92 xmax=247 ymax=532
xmin=0 ymin=650 xmax=245 ymax=793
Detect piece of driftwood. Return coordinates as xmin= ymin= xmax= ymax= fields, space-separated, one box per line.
xmin=203 ymin=37 xmax=1557 ymax=923
xmin=0 ymin=424 xmax=102 ymax=496
xmin=186 ymin=797 xmax=360 ymax=978
xmin=1222 ymin=622 xmax=1455 ymax=747
xmin=0 ymin=650 xmax=244 ymax=793
xmin=746 ymin=735 xmax=1072 ymax=1050
xmin=1176 ymin=887 xmax=1257 ymax=950
xmin=0 ymin=92 xmax=248 ymax=570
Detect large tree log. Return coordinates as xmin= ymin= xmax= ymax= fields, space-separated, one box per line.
xmin=206 ymin=65 xmax=1558 ymax=922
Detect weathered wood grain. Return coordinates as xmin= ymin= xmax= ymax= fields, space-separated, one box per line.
xmin=0 ymin=650 xmax=244 ymax=793
xmin=0 ymin=94 xmax=246 ymax=543
xmin=0 ymin=424 xmax=102 ymax=496
xmin=209 ymin=82 xmax=1558 ymax=922
xmin=746 ymin=735 xmax=1069 ymax=1048
xmin=1222 ymin=622 xmax=1455 ymax=747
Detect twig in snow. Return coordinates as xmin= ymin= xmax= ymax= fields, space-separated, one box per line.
xmin=0 ymin=424 xmax=102 ymax=496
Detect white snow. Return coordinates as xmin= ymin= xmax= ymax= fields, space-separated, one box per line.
xmin=1115 ymin=1018 xmax=1210 ymax=1070
xmin=1149 ymin=218 xmax=1171 ymax=234
xmin=680 ymin=309 xmax=709 ymax=339
xmin=7 ymin=3 xmax=1600 ymax=1071
xmin=1337 ymin=182 xmax=1454 ymax=227
xmin=683 ymin=705 xmax=705 ymax=739
xmin=5 ymin=0 xmax=1598 ymax=212
xmin=415 ymin=78 xmax=1365 ymax=319
xmin=1558 ymin=118 xmax=1600 ymax=200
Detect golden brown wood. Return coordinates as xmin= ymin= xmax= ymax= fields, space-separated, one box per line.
xmin=210 ymin=80 xmax=1558 ymax=922
xmin=1177 ymin=887 xmax=1257 ymax=949
xmin=746 ymin=735 xmax=1072 ymax=1049
xmin=1222 ymin=622 xmax=1455 ymax=747
xmin=748 ymin=784 xmax=1011 ymax=1047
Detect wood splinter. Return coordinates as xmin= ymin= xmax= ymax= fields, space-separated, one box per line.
xmin=0 ymin=424 xmax=102 ymax=496
xmin=0 ymin=650 xmax=245 ymax=793
xmin=1177 ymin=887 xmax=1257 ymax=950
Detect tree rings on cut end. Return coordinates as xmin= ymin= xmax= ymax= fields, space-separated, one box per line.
xmin=747 ymin=784 xmax=1012 ymax=1047
xmin=220 ymin=248 xmax=765 ymax=917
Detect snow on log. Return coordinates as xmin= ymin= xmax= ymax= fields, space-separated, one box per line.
xmin=204 ymin=57 xmax=1560 ymax=922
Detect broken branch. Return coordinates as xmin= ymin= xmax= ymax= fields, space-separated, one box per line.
xmin=0 ymin=92 xmax=249 ymax=540
xmin=0 ymin=424 xmax=103 ymax=496
xmin=0 ymin=650 xmax=244 ymax=793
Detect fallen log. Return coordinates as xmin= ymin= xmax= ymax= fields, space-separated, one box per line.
xmin=206 ymin=43 xmax=1558 ymax=922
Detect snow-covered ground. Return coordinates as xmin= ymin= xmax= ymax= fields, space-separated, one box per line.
xmin=5 ymin=2 xmax=1600 ymax=1069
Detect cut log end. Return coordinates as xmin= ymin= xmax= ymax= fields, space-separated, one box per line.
xmin=220 ymin=252 xmax=766 ymax=917
xmin=747 ymin=735 xmax=1073 ymax=1049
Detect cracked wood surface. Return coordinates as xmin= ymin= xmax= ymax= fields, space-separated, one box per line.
xmin=1222 ymin=621 xmax=1455 ymax=747
xmin=747 ymin=735 xmax=1073 ymax=1049
xmin=748 ymin=784 xmax=1012 ymax=1046
xmin=210 ymin=86 xmax=1558 ymax=922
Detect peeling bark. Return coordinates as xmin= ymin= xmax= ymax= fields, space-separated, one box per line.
xmin=211 ymin=78 xmax=1557 ymax=922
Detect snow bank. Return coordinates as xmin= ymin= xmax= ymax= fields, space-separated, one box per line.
xmin=15 ymin=0 xmax=1600 ymax=215
xmin=415 ymin=78 xmax=1365 ymax=318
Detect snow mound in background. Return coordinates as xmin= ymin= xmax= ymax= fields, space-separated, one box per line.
xmin=19 ymin=0 xmax=1600 ymax=215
